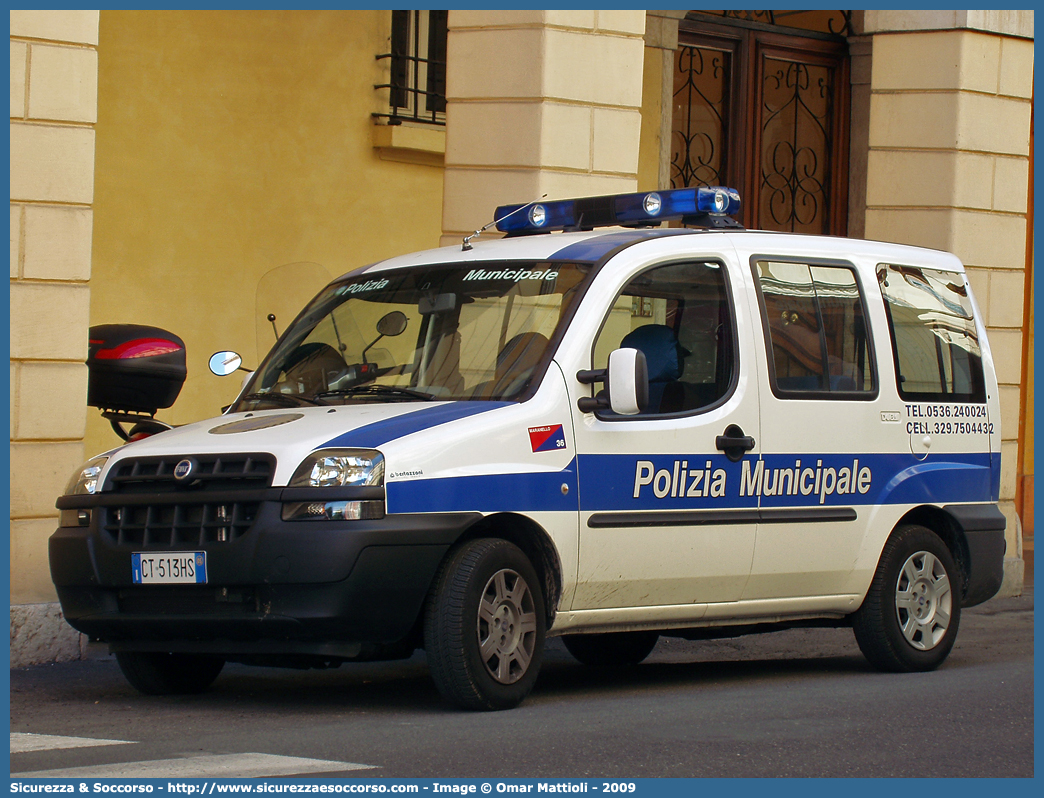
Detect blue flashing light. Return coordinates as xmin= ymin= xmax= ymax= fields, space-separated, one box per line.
xmin=496 ymin=201 xmax=574 ymax=233
xmin=494 ymin=186 xmax=742 ymax=235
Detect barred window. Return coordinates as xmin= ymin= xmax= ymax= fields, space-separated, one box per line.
xmin=375 ymin=10 xmax=447 ymax=126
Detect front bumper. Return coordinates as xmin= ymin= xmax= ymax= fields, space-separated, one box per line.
xmin=50 ymin=495 xmax=479 ymax=657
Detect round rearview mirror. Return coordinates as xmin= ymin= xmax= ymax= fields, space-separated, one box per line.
xmin=209 ymin=351 xmax=243 ymax=376
xmin=376 ymin=310 xmax=408 ymax=338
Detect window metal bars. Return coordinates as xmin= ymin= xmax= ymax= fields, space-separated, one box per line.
xmin=374 ymin=10 xmax=447 ymax=126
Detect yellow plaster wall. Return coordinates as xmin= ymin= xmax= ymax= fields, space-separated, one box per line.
xmin=1022 ymin=259 xmax=1033 ymax=534
xmin=637 ymin=45 xmax=663 ymax=191
xmin=1025 ymin=269 xmax=1034 ymax=475
xmin=87 ymin=10 xmax=445 ymax=458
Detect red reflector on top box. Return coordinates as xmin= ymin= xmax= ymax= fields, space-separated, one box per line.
xmin=86 ymin=324 xmax=186 ymax=414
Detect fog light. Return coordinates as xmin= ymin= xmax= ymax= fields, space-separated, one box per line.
xmin=60 ymin=509 xmax=92 ymax=527
xmin=281 ymin=500 xmax=385 ymax=522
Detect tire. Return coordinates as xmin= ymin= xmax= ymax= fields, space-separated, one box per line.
xmin=424 ymin=539 xmax=546 ymax=711
xmin=115 ymin=652 xmax=225 ymax=695
xmin=562 ymin=631 xmax=659 ymax=667
xmin=852 ymin=524 xmax=961 ymax=672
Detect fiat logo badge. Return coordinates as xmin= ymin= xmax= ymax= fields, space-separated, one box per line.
xmin=173 ymin=458 xmax=196 ymax=482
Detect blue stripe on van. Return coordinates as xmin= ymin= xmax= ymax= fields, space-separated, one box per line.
xmin=322 ymin=401 xmax=511 ymax=449
xmin=575 ymin=452 xmax=993 ymax=512
xmin=384 ymin=451 xmax=994 ymax=515
xmin=387 ymin=457 xmax=580 ymax=514
xmin=549 ymin=229 xmax=692 ymax=263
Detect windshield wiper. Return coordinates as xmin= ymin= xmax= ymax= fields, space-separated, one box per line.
xmin=239 ymin=392 xmax=322 ymax=407
xmin=314 ymin=385 xmax=436 ymax=402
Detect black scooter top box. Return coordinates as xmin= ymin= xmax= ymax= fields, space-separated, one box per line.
xmin=86 ymin=324 xmax=186 ymax=414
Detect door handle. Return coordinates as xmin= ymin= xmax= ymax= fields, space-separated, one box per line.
xmin=716 ymin=424 xmax=755 ymax=462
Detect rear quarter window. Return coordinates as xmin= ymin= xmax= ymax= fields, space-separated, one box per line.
xmin=877 ymin=263 xmax=986 ymax=403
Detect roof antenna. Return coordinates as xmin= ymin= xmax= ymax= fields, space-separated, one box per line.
xmin=462 ymin=194 xmax=547 ymax=252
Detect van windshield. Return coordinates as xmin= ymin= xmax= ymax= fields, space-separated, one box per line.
xmin=235 ymin=261 xmax=591 ymax=410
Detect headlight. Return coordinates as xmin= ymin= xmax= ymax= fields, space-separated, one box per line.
xmin=64 ymin=455 xmax=109 ymax=496
xmin=285 ymin=449 xmax=385 ymax=522
xmin=288 ymin=449 xmax=384 ymax=488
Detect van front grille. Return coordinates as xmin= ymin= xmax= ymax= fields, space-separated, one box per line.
xmin=99 ymin=454 xmax=274 ymax=548
xmin=101 ymin=501 xmax=260 ymax=548
xmin=106 ymin=454 xmax=274 ymax=494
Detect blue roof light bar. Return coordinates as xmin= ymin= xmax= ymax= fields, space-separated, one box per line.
xmin=494 ymin=186 xmax=742 ymax=236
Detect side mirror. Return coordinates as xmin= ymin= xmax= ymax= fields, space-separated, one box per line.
xmin=576 ymin=347 xmax=648 ymax=415
xmin=209 ymin=351 xmax=244 ymax=376
xmin=607 ymin=348 xmax=648 ymax=415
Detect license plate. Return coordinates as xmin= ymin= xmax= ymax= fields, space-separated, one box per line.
xmin=132 ymin=552 xmax=207 ymax=584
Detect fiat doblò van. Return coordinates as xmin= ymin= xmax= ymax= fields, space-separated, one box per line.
xmin=52 ymin=187 xmax=1005 ymax=710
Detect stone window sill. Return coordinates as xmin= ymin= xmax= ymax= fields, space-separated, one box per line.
xmin=372 ymin=121 xmax=445 ymax=167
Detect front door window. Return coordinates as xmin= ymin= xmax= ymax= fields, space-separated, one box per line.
xmin=592 ymin=260 xmax=734 ymax=416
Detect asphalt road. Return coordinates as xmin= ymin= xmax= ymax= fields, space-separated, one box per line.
xmin=10 ymin=582 xmax=1033 ymax=779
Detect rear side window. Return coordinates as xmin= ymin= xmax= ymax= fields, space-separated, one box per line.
xmin=878 ymin=264 xmax=986 ymax=403
xmin=754 ymin=260 xmax=875 ymax=398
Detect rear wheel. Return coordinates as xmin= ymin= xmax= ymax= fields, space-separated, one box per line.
xmin=562 ymin=631 xmax=659 ymax=667
xmin=852 ymin=524 xmax=961 ymax=672
xmin=115 ymin=652 xmax=225 ymax=695
xmin=425 ymin=539 xmax=545 ymax=711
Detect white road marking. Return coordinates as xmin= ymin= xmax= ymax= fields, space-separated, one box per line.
xmin=15 ymin=753 xmax=375 ymax=779
xmin=10 ymin=733 xmax=134 ymax=753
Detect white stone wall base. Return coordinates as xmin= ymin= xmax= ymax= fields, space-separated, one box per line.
xmin=998 ymin=556 xmax=1025 ymax=598
xmin=10 ymin=602 xmax=87 ymax=668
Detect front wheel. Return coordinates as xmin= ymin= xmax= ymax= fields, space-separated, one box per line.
xmin=425 ymin=539 xmax=546 ymax=711
xmin=115 ymin=652 xmax=225 ymax=695
xmin=852 ymin=524 xmax=961 ymax=672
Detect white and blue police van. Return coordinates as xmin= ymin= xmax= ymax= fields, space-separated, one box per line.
xmin=51 ymin=187 xmax=1006 ymax=710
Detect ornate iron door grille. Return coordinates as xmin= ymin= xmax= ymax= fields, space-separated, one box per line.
xmin=756 ymin=53 xmax=839 ymax=234
xmin=672 ymin=45 xmax=732 ymax=189
xmin=673 ymin=17 xmax=850 ymax=236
